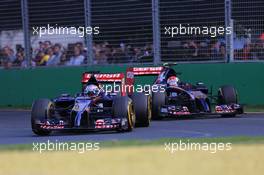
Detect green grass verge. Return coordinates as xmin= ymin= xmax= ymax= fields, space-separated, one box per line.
xmin=1 ymin=136 xmax=264 ymax=151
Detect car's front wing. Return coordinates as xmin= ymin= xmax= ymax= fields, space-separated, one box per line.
xmin=159 ymin=104 xmax=243 ymax=117
xmin=35 ymin=117 xmax=127 ymax=131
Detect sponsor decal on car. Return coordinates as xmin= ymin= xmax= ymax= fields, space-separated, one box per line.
xmin=95 ymin=119 xmax=120 ymax=129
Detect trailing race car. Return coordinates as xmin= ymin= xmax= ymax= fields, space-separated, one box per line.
xmin=126 ymin=64 xmax=243 ymax=120
xmin=31 ymin=72 xmax=151 ymax=136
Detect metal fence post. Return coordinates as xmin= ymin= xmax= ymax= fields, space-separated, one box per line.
xmin=230 ymin=19 xmax=234 ymax=62
xmin=84 ymin=0 xmax=93 ymax=65
xmin=21 ymin=0 xmax=31 ymax=67
xmin=152 ymin=0 xmax=161 ymax=65
xmin=225 ymin=0 xmax=233 ymax=62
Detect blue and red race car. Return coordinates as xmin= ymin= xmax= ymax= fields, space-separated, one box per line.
xmin=31 ymin=73 xmax=151 ymax=136
xmin=126 ymin=64 xmax=244 ymax=120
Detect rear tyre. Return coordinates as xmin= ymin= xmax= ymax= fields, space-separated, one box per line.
xmin=113 ymin=96 xmax=135 ymax=132
xmin=31 ymin=99 xmax=53 ymax=136
xmin=131 ymin=93 xmax=151 ymax=127
xmin=152 ymin=92 xmax=166 ymax=120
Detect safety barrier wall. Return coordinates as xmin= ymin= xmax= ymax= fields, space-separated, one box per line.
xmin=0 ymin=63 xmax=263 ymax=107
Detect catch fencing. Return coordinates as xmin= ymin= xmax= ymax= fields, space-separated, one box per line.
xmin=0 ymin=0 xmax=263 ymax=68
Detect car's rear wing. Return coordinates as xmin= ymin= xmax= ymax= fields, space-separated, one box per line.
xmin=82 ymin=73 xmax=125 ymax=83
xmin=126 ymin=66 xmax=163 ymax=83
xmin=126 ymin=67 xmax=163 ymax=76
xmin=126 ymin=66 xmax=164 ymax=94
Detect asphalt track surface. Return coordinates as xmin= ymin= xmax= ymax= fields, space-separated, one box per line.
xmin=0 ymin=111 xmax=264 ymax=144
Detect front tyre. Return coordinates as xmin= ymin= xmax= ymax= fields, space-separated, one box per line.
xmin=152 ymin=92 xmax=166 ymax=120
xmin=31 ymin=99 xmax=53 ymax=136
xmin=131 ymin=93 xmax=151 ymax=127
xmin=218 ymin=85 xmax=238 ymax=117
xmin=113 ymin=96 xmax=135 ymax=132
xmin=218 ymin=85 xmax=237 ymax=104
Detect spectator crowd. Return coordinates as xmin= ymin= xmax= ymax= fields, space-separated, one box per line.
xmin=0 ymin=41 xmax=154 ymax=68
xmin=1 ymin=32 xmax=264 ymax=69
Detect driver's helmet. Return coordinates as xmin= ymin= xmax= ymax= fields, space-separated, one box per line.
xmin=84 ymin=84 xmax=100 ymax=98
xmin=167 ymin=76 xmax=179 ymax=87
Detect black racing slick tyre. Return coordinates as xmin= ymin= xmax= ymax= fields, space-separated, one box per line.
xmin=218 ymin=85 xmax=238 ymax=117
xmin=131 ymin=93 xmax=151 ymax=127
xmin=113 ymin=96 xmax=135 ymax=132
xmin=31 ymin=99 xmax=53 ymax=136
xmin=151 ymin=92 xmax=166 ymax=120
xmin=218 ymin=85 xmax=237 ymax=105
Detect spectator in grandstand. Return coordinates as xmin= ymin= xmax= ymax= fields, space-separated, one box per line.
xmin=32 ymin=41 xmax=45 ymax=58
xmin=189 ymin=40 xmax=198 ymax=57
xmin=120 ymin=42 xmax=135 ymax=63
xmin=219 ymin=43 xmax=226 ymax=58
xmin=32 ymin=51 xmax=44 ymax=66
xmin=59 ymin=52 xmax=68 ymax=65
xmin=197 ymin=38 xmax=210 ymax=58
xmin=210 ymin=37 xmax=226 ymax=59
xmin=95 ymin=49 xmax=108 ymax=64
xmin=93 ymin=43 xmax=104 ymax=63
xmin=254 ymin=35 xmax=264 ymax=60
xmin=46 ymin=43 xmax=62 ymax=66
xmin=39 ymin=47 xmax=53 ymax=66
xmin=43 ymin=40 xmax=52 ymax=51
xmin=260 ymin=32 xmax=264 ymax=41
xmin=93 ymin=42 xmax=115 ymax=64
xmin=233 ymin=33 xmax=246 ymax=60
xmin=260 ymin=32 xmax=264 ymax=43
xmin=75 ymin=42 xmax=87 ymax=64
xmin=143 ymin=43 xmax=153 ymax=56
xmin=111 ymin=47 xmax=128 ymax=63
xmin=134 ymin=47 xmax=143 ymax=59
xmin=1 ymin=46 xmax=16 ymax=68
xmin=181 ymin=40 xmax=198 ymax=59
xmin=66 ymin=45 xmax=85 ymax=65
xmin=134 ymin=43 xmax=153 ymax=63
xmin=13 ymin=50 xmax=26 ymax=67
xmin=126 ymin=45 xmax=134 ymax=59
xmin=0 ymin=52 xmax=2 ymax=66
xmin=100 ymin=42 xmax=112 ymax=64
xmin=120 ymin=42 xmax=126 ymax=54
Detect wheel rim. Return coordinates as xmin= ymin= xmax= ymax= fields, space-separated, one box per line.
xmin=46 ymin=102 xmax=54 ymax=118
xmin=147 ymin=96 xmax=152 ymax=121
xmin=127 ymin=102 xmax=135 ymax=129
